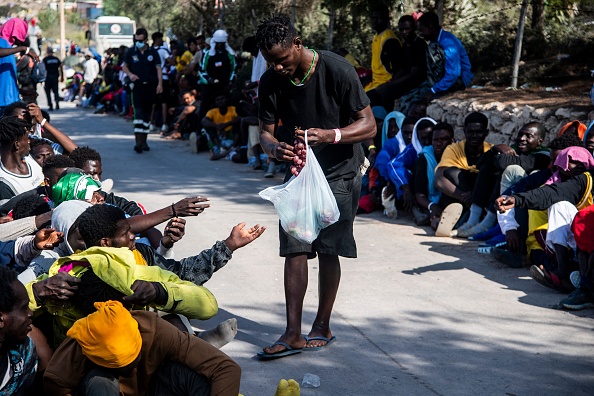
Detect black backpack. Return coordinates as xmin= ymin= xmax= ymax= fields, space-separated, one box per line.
xmin=30 ymin=62 xmax=47 ymax=83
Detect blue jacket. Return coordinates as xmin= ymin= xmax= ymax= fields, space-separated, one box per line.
xmin=0 ymin=240 xmax=16 ymax=267
xmin=431 ymin=30 xmax=474 ymax=94
xmin=375 ymin=138 xmax=402 ymax=181
xmin=386 ymin=144 xmax=418 ymax=198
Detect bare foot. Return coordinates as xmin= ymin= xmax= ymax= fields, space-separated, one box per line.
xmin=262 ymin=333 xmax=306 ymax=355
xmin=305 ymin=323 xmax=333 ymax=349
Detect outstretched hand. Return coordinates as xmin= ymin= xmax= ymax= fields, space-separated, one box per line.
xmin=173 ymin=196 xmax=210 ymax=217
xmin=224 ymin=223 xmax=266 ymax=252
xmin=34 ymin=228 xmax=64 ymax=250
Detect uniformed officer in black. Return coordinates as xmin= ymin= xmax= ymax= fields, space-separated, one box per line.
xmin=122 ymin=28 xmax=163 ymax=153
xmin=42 ymin=47 xmax=63 ymax=111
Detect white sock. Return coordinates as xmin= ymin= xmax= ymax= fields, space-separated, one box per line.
xmin=467 ymin=204 xmax=483 ymax=226
xmin=478 ymin=210 xmax=497 ymax=229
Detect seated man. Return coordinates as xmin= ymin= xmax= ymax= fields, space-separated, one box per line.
xmin=44 ymin=300 xmax=241 ymax=396
xmin=382 ymin=118 xmax=437 ymax=217
xmin=201 ymin=94 xmax=240 ymax=160
xmin=29 ymin=137 xmax=56 ymax=167
xmin=167 ymin=90 xmax=199 ymax=140
xmin=401 ymin=12 xmax=473 ymax=112
xmin=0 ymin=116 xmax=44 ymax=205
xmin=456 ymin=122 xmax=549 ymax=238
xmin=496 ymin=146 xmax=594 ymax=291
xmin=68 ymin=146 xmax=114 ymax=192
xmin=434 ymin=112 xmax=492 ymax=236
xmin=0 ymin=266 xmax=38 ymax=396
xmin=414 ymin=122 xmax=455 ymax=228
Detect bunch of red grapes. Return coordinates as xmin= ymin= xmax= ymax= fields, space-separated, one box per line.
xmin=290 ymin=138 xmax=307 ymax=177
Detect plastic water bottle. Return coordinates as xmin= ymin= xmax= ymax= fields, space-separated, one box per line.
xmin=301 ymin=373 xmax=320 ymax=388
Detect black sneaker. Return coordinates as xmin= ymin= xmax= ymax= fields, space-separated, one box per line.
xmin=560 ymin=288 xmax=594 ymax=310
xmin=133 ymin=145 xmax=143 ymax=153
xmin=142 ymin=143 xmax=150 ymax=152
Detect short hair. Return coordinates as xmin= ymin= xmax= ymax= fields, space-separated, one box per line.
xmin=548 ymin=133 xmax=584 ymax=150
xmin=70 ymin=268 xmax=126 ymax=316
xmin=30 ymin=137 xmax=53 ymax=152
xmin=12 ymin=193 xmax=51 ymax=220
xmin=3 ymin=101 xmax=27 ymax=118
xmin=372 ymin=4 xmax=390 ymax=19
xmin=42 ymin=154 xmax=75 ymax=176
xmin=521 ymin=122 xmax=546 ymax=138
xmin=417 ymin=119 xmax=435 ymax=131
xmin=0 ymin=116 xmax=30 ymax=147
xmin=196 ymin=34 xmax=205 ymax=41
xmin=69 ymin=146 xmax=101 ymax=169
xmin=151 ymin=31 xmax=163 ymax=41
xmin=398 ymin=15 xmax=416 ymax=26
xmin=403 ymin=116 xmax=419 ymax=127
xmin=186 ymin=37 xmax=197 ymax=46
xmin=78 ymin=204 xmax=127 ymax=247
xmin=433 ymin=122 xmax=455 ymax=137
xmin=464 ymin=112 xmax=489 ymax=129
xmin=242 ymin=36 xmax=257 ymax=52
xmin=135 ymin=28 xmax=148 ymax=39
xmin=256 ymin=15 xmax=298 ymax=51
xmin=0 ymin=266 xmax=18 ymax=313
xmin=180 ymin=90 xmax=195 ymax=97
xmin=418 ymin=11 xmax=440 ymax=28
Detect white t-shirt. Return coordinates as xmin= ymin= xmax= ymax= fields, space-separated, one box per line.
xmin=154 ymin=44 xmax=171 ymax=81
xmin=0 ymin=155 xmax=44 ymax=205
xmin=83 ymin=58 xmax=100 ymax=83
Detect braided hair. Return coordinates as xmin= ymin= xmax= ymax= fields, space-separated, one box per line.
xmin=0 ymin=116 xmax=30 ymax=148
xmin=256 ymin=15 xmax=298 ymax=51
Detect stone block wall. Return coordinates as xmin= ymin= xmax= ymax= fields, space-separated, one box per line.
xmin=427 ymin=98 xmax=594 ymax=145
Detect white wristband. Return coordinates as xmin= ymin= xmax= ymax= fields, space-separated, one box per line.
xmin=25 ymin=47 xmax=30 ymax=55
xmin=332 ymin=128 xmax=341 ymax=144
xmin=40 ymin=118 xmax=47 ymax=127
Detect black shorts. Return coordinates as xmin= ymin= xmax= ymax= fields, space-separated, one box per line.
xmin=279 ymin=175 xmax=362 ymax=259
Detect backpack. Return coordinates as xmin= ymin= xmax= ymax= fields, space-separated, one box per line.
xmin=30 ymin=62 xmax=47 ymax=84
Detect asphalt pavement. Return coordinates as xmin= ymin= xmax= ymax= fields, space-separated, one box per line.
xmin=43 ymin=97 xmax=594 ymax=396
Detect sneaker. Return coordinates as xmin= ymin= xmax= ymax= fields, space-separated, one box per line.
xmin=560 ymin=288 xmax=594 ymax=310
xmin=189 ymin=132 xmax=198 ymax=153
xmin=265 ymin=161 xmax=276 ymax=178
xmin=381 ymin=186 xmax=398 ymax=219
xmin=411 ymin=206 xmax=430 ymax=226
xmin=149 ymin=123 xmax=156 ymax=132
xmin=100 ymin=178 xmax=114 ymax=193
xmin=435 ymin=203 xmax=463 ymax=237
xmin=161 ymin=124 xmax=169 ymax=133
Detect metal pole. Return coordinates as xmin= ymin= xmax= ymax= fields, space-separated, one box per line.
xmin=60 ymin=0 xmax=66 ymax=60
xmin=291 ymin=0 xmax=296 ymax=25
xmin=511 ymin=0 xmax=529 ymax=89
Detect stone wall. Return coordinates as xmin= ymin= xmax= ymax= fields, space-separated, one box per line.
xmin=427 ymin=98 xmax=594 ymax=145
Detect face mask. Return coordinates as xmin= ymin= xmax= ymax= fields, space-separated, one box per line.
xmin=135 ymin=41 xmax=145 ymax=49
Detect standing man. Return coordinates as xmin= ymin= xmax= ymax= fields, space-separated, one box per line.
xmin=122 ymin=28 xmax=163 ymax=153
xmin=77 ymin=50 xmax=99 ymax=106
xmin=42 ymin=47 xmax=63 ymax=111
xmin=255 ymin=15 xmax=376 ymax=358
xmin=364 ymin=5 xmax=401 ymax=94
xmin=152 ymin=31 xmax=172 ymax=134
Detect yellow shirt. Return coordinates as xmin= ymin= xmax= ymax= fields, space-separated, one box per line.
xmin=344 ymin=53 xmax=361 ymax=68
xmin=365 ymin=28 xmax=398 ymax=91
xmin=437 ymin=140 xmax=493 ymax=173
xmin=205 ymin=106 xmax=238 ymax=134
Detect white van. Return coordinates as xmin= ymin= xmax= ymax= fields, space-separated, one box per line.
xmin=87 ymin=16 xmax=136 ymax=56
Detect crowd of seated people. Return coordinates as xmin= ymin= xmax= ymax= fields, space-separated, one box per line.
xmin=0 ymin=102 xmax=268 ymax=394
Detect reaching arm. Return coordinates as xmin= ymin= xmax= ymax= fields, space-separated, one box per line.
xmin=127 ymin=197 xmax=210 ymax=234
xmin=28 ymin=103 xmax=78 ymax=153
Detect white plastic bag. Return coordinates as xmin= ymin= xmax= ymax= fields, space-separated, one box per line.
xmin=259 ymin=132 xmax=340 ymax=244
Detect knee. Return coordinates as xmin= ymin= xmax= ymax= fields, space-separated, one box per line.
xmin=83 ymin=370 xmax=119 ymax=395
xmin=502 ymin=165 xmax=526 ymax=181
xmin=549 ymin=201 xmax=578 ymax=216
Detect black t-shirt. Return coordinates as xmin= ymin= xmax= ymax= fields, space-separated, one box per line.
xmin=259 ymin=50 xmax=370 ymax=181
xmin=43 ymin=55 xmax=61 ymax=80
xmin=401 ymin=37 xmax=427 ymax=85
xmin=124 ymin=46 xmax=160 ymax=84
xmin=414 ymin=153 xmax=429 ymax=196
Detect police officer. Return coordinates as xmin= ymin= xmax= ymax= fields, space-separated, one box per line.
xmin=122 ymin=28 xmax=163 ymax=153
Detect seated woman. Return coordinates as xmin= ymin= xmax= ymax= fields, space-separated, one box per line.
xmin=413 ymin=122 xmax=454 ymax=227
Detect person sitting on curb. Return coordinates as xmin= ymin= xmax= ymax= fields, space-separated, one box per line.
xmin=44 ymin=300 xmax=241 ymax=396
xmin=201 ymin=94 xmax=240 ymax=160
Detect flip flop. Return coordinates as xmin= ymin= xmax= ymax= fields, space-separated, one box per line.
xmin=257 ymin=341 xmax=303 ymax=360
xmin=303 ymin=335 xmax=336 ymax=352
xmin=435 ymin=203 xmax=463 ymax=237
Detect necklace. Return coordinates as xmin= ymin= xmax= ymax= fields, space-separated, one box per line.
xmin=289 ymin=49 xmax=317 ymax=86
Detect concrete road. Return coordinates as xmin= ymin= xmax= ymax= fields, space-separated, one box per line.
xmin=44 ymin=99 xmax=594 ymax=396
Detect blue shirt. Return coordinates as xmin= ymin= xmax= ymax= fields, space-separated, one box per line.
xmin=431 ymin=29 xmax=474 ymax=94
xmin=0 ymin=38 xmax=21 ymax=107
